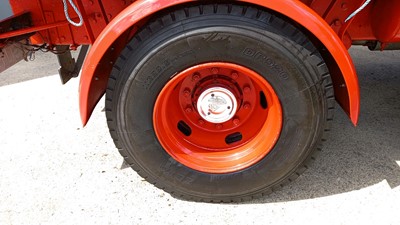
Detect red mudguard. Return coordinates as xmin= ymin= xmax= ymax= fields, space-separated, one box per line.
xmin=79 ymin=0 xmax=359 ymax=126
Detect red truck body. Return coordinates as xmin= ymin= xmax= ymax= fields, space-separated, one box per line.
xmin=1 ymin=0 xmax=399 ymax=202
xmin=1 ymin=0 xmax=400 ymax=125
xmin=3 ymin=1 xmax=400 ymax=46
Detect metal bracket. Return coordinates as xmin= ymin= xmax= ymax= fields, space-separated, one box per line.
xmin=57 ymin=45 xmax=89 ymax=84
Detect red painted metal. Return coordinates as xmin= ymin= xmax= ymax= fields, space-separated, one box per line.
xmin=303 ymin=0 xmax=400 ymax=45
xmin=371 ymin=0 xmax=400 ymax=44
xmin=343 ymin=3 xmax=375 ymax=42
xmin=79 ymin=0 xmax=192 ymax=125
xmin=0 ymin=20 xmax=70 ymax=39
xmin=4 ymin=1 xmax=399 ymax=46
xmin=300 ymin=0 xmax=367 ymax=48
xmin=153 ymin=62 xmax=282 ymax=173
xmin=78 ymin=0 xmax=360 ymax=126
xmin=7 ymin=0 xmax=129 ymax=45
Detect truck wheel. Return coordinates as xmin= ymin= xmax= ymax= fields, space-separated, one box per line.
xmin=106 ymin=4 xmax=334 ymax=202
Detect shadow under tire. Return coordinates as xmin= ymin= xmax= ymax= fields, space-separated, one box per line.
xmin=105 ymin=3 xmax=334 ymax=202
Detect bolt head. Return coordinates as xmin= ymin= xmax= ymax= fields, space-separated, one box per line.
xmin=193 ymin=73 xmax=201 ymax=81
xmin=183 ymin=89 xmax=191 ymax=97
xmin=233 ymin=118 xmax=240 ymax=126
xmin=243 ymin=103 xmax=251 ymax=109
xmin=243 ymin=86 xmax=251 ymax=93
xmin=211 ymin=68 xmax=219 ymax=74
xmin=231 ymin=72 xmax=239 ymax=79
xmin=334 ymin=20 xmax=341 ymax=26
xmin=185 ymin=107 xmax=193 ymax=113
xmin=215 ymin=124 xmax=223 ymax=129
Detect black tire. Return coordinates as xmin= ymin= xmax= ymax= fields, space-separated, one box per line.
xmin=105 ymin=3 xmax=334 ymax=202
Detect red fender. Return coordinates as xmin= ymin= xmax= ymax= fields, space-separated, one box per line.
xmin=79 ymin=0 xmax=360 ymax=126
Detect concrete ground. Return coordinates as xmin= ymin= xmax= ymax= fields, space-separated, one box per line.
xmin=0 ymin=47 xmax=399 ymax=225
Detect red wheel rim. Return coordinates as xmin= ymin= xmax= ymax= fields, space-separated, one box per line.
xmin=153 ymin=62 xmax=282 ymax=173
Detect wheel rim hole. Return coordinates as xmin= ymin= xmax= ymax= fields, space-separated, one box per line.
xmin=260 ymin=91 xmax=268 ymax=109
xmin=177 ymin=121 xmax=192 ymax=136
xmin=225 ymin=132 xmax=243 ymax=145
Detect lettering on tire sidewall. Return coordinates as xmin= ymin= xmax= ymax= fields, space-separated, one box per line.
xmin=243 ymin=47 xmax=289 ymax=80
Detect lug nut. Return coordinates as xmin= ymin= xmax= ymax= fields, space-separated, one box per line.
xmin=183 ymin=88 xmax=191 ymax=97
xmin=198 ymin=119 xmax=205 ymax=125
xmin=231 ymin=72 xmax=239 ymax=79
xmin=233 ymin=118 xmax=240 ymax=126
xmin=211 ymin=68 xmax=219 ymax=74
xmin=243 ymin=103 xmax=251 ymax=109
xmin=192 ymin=73 xmax=201 ymax=81
xmin=185 ymin=107 xmax=193 ymax=113
xmin=243 ymin=86 xmax=251 ymax=93
xmin=216 ymin=124 xmax=223 ymax=129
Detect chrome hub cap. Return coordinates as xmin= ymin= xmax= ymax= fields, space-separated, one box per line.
xmin=197 ymin=87 xmax=238 ymax=123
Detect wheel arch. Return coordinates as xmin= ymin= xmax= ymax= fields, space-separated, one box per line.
xmin=79 ymin=0 xmax=359 ymax=126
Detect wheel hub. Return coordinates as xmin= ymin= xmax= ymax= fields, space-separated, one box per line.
xmin=197 ymin=87 xmax=238 ymax=123
xmin=153 ymin=62 xmax=282 ymax=173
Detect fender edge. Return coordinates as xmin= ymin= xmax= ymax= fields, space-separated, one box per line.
xmin=79 ymin=0 xmax=360 ymax=126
